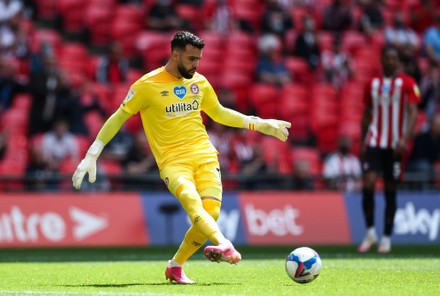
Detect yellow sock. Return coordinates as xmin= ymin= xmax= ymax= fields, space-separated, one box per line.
xmin=176 ymin=185 xmax=225 ymax=245
xmin=173 ymin=199 xmax=222 ymax=264
xmin=173 ymin=226 xmax=206 ymax=264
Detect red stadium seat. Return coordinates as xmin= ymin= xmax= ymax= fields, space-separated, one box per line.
xmin=176 ymin=4 xmax=204 ymax=31
xmin=261 ymin=136 xmax=292 ymax=174
xmin=219 ymin=71 xmax=253 ymax=112
xmin=115 ymin=4 xmax=144 ymax=24
xmin=136 ymin=31 xmax=169 ymax=70
xmin=35 ymin=0 xmax=59 ymax=21
xmin=198 ymin=31 xmax=225 ymax=50
xmin=285 ymin=57 xmax=312 ymax=83
xmin=342 ymin=30 xmax=367 ymax=55
xmin=57 ymin=43 xmax=90 ymax=83
xmin=291 ymin=147 xmax=322 ymax=175
xmin=11 ymin=94 xmax=32 ymax=111
xmin=85 ymin=4 xmax=114 ymax=46
xmin=58 ymin=42 xmax=89 ymax=61
xmin=1 ymin=109 xmax=28 ymax=135
xmin=32 ymin=29 xmax=62 ymax=52
xmin=231 ymin=3 xmax=263 ymax=32
xmin=84 ymin=111 xmax=104 ymax=139
xmin=58 ymin=0 xmax=87 ymax=34
xmin=111 ymin=20 xmax=143 ymax=58
xmin=249 ymin=83 xmax=279 ymax=118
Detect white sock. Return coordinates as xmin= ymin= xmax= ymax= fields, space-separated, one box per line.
xmin=367 ymin=227 xmax=376 ymax=237
xmin=169 ymin=260 xmax=182 ymax=268
xmin=381 ymin=236 xmax=390 ymax=243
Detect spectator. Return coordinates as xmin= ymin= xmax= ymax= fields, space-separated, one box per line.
xmin=423 ymin=13 xmax=440 ymax=63
xmin=321 ymin=34 xmax=354 ymax=89
xmin=205 ymin=0 xmax=235 ymax=35
xmin=0 ymin=0 xmax=23 ymax=56
xmin=147 ymin=0 xmax=188 ymax=32
xmin=419 ymin=60 xmax=440 ymax=121
xmin=358 ymin=0 xmax=384 ymax=37
xmin=0 ymin=127 xmax=7 ymax=161
xmin=0 ymin=56 xmax=27 ymax=114
xmin=261 ymin=0 xmax=293 ymax=39
xmin=100 ymin=126 xmax=134 ymax=162
xmin=25 ymin=145 xmax=53 ymax=191
xmin=407 ymin=114 xmax=440 ymax=177
xmin=123 ymin=131 xmax=157 ymax=175
xmin=96 ymin=42 xmax=129 ymax=85
xmin=409 ymin=0 xmax=437 ymax=34
xmin=323 ymin=135 xmax=362 ymax=192
xmin=207 ymin=121 xmax=234 ymax=173
xmin=322 ymin=0 xmax=353 ymax=33
xmin=399 ymin=44 xmax=422 ymax=85
xmin=385 ymin=12 xmax=419 ymax=54
xmin=294 ymin=14 xmax=321 ymax=71
xmin=28 ymin=55 xmax=87 ymax=136
xmin=291 ymin=159 xmax=314 ymax=190
xmin=231 ymin=132 xmax=266 ymax=175
xmin=257 ymin=34 xmax=292 ymax=86
xmin=41 ymin=119 xmax=79 ymax=172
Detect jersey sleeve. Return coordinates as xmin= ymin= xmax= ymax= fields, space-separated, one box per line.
xmin=200 ymin=79 xmax=220 ymax=111
xmin=120 ymin=83 xmax=148 ymax=115
xmin=406 ymin=77 xmax=421 ymax=104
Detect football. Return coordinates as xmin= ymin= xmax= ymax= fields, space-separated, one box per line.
xmin=285 ymin=247 xmax=322 ymax=284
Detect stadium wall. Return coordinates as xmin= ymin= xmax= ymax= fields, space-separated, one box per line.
xmin=0 ymin=191 xmax=439 ymax=247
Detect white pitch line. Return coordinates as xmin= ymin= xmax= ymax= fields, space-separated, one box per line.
xmin=0 ymin=291 xmax=193 ymax=296
xmin=0 ymin=291 xmax=242 ymax=296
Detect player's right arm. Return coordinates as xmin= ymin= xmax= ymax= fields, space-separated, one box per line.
xmin=72 ymin=108 xmax=132 ymax=190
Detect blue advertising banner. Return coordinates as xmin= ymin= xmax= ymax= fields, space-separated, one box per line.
xmin=140 ymin=192 xmax=247 ymax=245
xmin=345 ymin=191 xmax=440 ymax=244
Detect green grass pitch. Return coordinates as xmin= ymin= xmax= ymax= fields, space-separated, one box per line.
xmin=0 ymin=245 xmax=439 ymax=296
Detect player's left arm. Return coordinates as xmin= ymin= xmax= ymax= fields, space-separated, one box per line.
xmin=204 ymin=103 xmax=291 ymax=142
xmin=201 ymin=80 xmax=290 ymax=141
xmin=395 ymin=80 xmax=420 ymax=155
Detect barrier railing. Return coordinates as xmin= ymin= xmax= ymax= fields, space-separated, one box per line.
xmin=0 ymin=171 xmax=438 ymax=192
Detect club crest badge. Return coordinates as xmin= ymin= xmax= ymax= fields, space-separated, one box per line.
xmin=190 ymin=83 xmax=199 ymax=94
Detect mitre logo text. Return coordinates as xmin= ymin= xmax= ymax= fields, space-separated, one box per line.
xmin=0 ymin=206 xmax=107 ymax=243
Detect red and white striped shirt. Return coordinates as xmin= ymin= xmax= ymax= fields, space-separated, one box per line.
xmin=363 ymin=73 xmax=420 ymax=149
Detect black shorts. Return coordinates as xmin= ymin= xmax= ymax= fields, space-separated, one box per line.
xmin=362 ymin=147 xmax=403 ymax=182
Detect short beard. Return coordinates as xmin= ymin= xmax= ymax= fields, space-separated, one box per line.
xmin=178 ymin=64 xmax=194 ymax=79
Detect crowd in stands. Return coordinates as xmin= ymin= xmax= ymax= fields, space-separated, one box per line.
xmin=0 ymin=0 xmax=440 ymax=192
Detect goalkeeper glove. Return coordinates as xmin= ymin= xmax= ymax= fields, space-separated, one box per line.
xmin=72 ymin=140 xmax=105 ymax=190
xmin=244 ymin=116 xmax=291 ymax=142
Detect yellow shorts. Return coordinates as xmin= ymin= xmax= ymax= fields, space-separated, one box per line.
xmin=160 ymin=159 xmax=222 ymax=201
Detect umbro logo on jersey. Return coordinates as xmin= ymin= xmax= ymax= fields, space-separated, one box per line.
xmin=161 ymin=91 xmax=169 ymax=96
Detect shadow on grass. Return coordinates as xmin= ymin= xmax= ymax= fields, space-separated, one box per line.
xmin=59 ymin=282 xmax=241 ymax=287
xmin=1 ymin=245 xmax=439 ymax=263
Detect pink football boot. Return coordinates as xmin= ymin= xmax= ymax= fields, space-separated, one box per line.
xmin=165 ymin=260 xmax=195 ymax=284
xmin=203 ymin=240 xmax=242 ymax=264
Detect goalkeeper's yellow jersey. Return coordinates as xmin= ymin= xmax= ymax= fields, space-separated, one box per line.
xmin=120 ymin=67 xmax=220 ymax=170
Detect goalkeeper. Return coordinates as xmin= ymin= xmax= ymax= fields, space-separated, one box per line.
xmin=72 ymin=31 xmax=291 ymax=284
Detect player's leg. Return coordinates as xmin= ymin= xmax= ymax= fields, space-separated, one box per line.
xmin=378 ymin=150 xmax=401 ymax=253
xmin=165 ymin=197 xmax=221 ymax=284
xmin=172 ymin=198 xmax=221 ymax=265
xmin=195 ymin=162 xmax=241 ymax=264
xmin=161 ymin=163 xmax=222 ymax=283
xmin=358 ymin=147 xmax=379 ymax=252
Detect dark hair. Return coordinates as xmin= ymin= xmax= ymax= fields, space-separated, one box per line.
xmin=381 ymin=45 xmax=398 ymax=58
xmin=171 ymin=31 xmax=205 ymax=51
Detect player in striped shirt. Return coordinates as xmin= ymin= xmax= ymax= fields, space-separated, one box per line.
xmin=358 ymin=46 xmax=420 ymax=253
